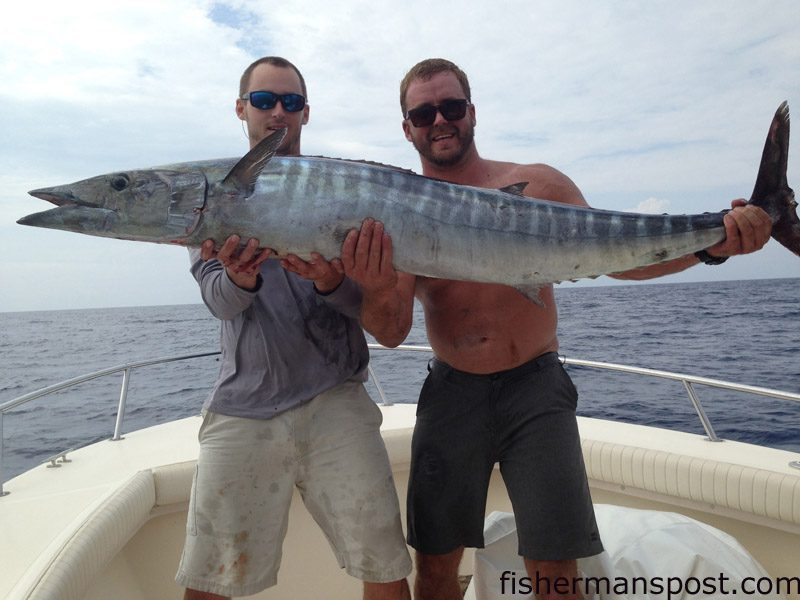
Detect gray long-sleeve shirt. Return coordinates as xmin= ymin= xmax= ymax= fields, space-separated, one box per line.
xmin=191 ymin=250 xmax=368 ymax=419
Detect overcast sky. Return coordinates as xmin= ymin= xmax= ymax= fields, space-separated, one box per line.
xmin=2 ymin=0 xmax=799 ymax=312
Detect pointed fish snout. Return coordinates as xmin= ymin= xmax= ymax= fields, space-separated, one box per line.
xmin=16 ymin=207 xmax=65 ymax=228
xmin=29 ymin=186 xmax=77 ymax=206
xmin=16 ymin=213 xmax=38 ymax=226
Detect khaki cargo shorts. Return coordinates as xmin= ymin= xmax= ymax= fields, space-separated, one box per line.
xmin=176 ymin=381 xmax=411 ymax=597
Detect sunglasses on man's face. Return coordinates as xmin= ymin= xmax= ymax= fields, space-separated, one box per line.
xmin=404 ymin=99 xmax=469 ymax=128
xmin=241 ymin=90 xmax=307 ymax=112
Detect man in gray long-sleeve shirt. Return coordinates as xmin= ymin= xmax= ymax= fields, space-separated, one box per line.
xmin=175 ymin=56 xmax=412 ymax=600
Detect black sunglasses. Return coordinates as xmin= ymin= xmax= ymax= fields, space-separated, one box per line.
xmin=241 ymin=90 xmax=306 ymax=112
xmin=404 ymin=99 xmax=469 ymax=127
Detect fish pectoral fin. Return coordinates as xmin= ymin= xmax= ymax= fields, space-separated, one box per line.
xmin=221 ymin=128 xmax=287 ymax=196
xmin=514 ymin=284 xmax=546 ymax=307
xmin=499 ymin=182 xmax=529 ymax=196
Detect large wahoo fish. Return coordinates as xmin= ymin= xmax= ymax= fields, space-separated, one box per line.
xmin=18 ymin=103 xmax=800 ymax=289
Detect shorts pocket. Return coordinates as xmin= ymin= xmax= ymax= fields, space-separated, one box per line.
xmin=186 ymin=465 xmax=200 ymax=536
xmin=556 ymin=364 xmax=579 ymax=409
xmin=197 ymin=410 xmax=215 ymax=442
xmin=415 ymin=372 xmax=439 ymax=416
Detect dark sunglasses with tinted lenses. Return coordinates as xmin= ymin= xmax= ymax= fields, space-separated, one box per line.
xmin=404 ymin=99 xmax=469 ymax=127
xmin=241 ymin=91 xmax=306 ymax=112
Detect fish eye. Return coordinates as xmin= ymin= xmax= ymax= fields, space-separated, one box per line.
xmin=110 ymin=174 xmax=130 ymax=191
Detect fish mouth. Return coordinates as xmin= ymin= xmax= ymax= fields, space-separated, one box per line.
xmin=18 ymin=186 xmax=112 ymax=230
xmin=28 ymin=186 xmax=98 ymax=208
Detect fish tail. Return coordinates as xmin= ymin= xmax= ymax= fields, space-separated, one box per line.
xmin=749 ymin=101 xmax=800 ymax=256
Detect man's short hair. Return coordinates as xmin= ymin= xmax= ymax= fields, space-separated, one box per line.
xmin=400 ymin=58 xmax=471 ymax=114
xmin=239 ymin=56 xmax=308 ymax=99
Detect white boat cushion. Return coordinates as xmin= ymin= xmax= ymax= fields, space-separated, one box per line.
xmin=24 ymin=471 xmax=155 ymax=600
xmin=581 ymin=438 xmax=800 ymax=527
xmin=152 ymin=460 xmax=196 ymax=507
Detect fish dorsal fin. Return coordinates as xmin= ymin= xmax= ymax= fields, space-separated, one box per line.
xmin=221 ymin=128 xmax=286 ymax=195
xmin=499 ymin=181 xmax=529 ymax=196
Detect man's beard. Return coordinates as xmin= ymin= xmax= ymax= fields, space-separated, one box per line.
xmin=413 ymin=124 xmax=475 ymax=167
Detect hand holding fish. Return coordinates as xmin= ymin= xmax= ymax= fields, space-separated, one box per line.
xmin=340 ymin=219 xmax=398 ymax=295
xmin=281 ymin=253 xmax=344 ymax=293
xmin=340 ymin=218 xmax=414 ymax=348
xmin=705 ymin=200 xmax=773 ymax=258
xmin=201 ymin=235 xmax=272 ymax=290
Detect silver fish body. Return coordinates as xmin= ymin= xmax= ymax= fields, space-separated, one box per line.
xmin=19 ymin=103 xmax=799 ymax=288
xmin=195 ymin=156 xmax=728 ymax=285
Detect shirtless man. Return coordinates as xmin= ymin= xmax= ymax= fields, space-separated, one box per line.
xmin=340 ymin=58 xmax=772 ymax=600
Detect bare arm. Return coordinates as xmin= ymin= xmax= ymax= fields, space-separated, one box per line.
xmin=610 ymin=200 xmax=773 ymax=280
xmin=523 ymin=166 xmax=772 ymax=281
xmin=338 ymin=219 xmax=416 ymax=347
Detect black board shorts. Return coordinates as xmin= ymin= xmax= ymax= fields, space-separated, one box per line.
xmin=406 ymin=352 xmax=604 ymax=561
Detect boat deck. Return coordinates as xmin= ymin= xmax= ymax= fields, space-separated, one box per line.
xmin=2 ymin=404 xmax=799 ymax=599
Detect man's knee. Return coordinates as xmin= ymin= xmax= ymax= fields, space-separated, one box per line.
xmin=363 ymin=578 xmax=411 ymax=600
xmin=523 ymin=558 xmax=582 ymax=599
xmin=414 ymin=548 xmax=465 ymax=600
xmin=415 ymin=547 xmax=464 ymax=579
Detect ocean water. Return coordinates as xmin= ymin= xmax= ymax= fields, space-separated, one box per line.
xmin=1 ymin=278 xmax=798 ymax=481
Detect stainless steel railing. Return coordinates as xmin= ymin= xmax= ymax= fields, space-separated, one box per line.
xmin=0 ymin=351 xmax=220 ymax=497
xmin=2 ymin=345 xmax=800 ymax=496
xmin=559 ymin=356 xmax=800 ymax=440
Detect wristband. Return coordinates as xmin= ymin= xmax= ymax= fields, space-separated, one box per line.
xmin=694 ymin=249 xmax=728 ymax=265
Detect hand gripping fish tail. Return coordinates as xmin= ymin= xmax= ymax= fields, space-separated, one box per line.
xmin=749 ymin=101 xmax=800 ymax=256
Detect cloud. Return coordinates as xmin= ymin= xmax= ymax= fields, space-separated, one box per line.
xmin=625 ymin=197 xmax=672 ymax=215
xmin=2 ymin=0 xmax=799 ymax=311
